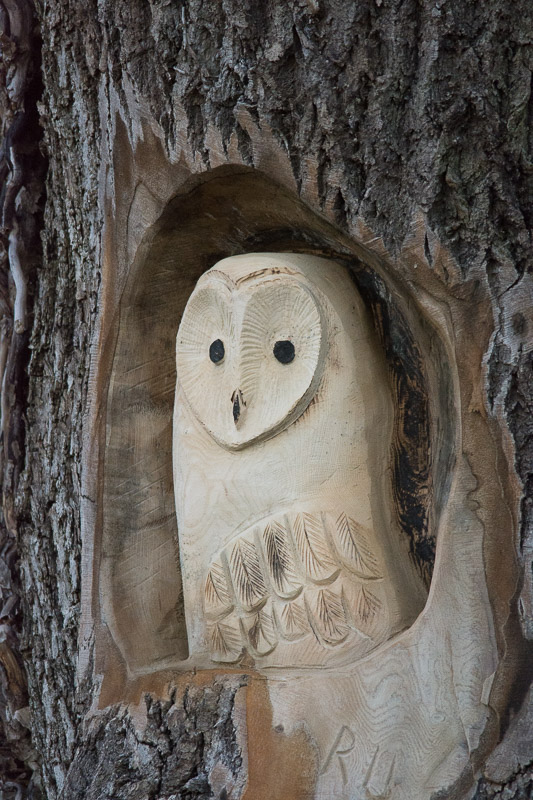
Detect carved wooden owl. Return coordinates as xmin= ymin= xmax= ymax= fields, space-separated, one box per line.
xmin=173 ymin=253 xmax=426 ymax=670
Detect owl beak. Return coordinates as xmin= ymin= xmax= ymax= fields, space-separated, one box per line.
xmin=231 ymin=389 xmax=244 ymax=425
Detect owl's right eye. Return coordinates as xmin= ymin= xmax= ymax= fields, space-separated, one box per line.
xmin=209 ymin=339 xmax=225 ymax=364
xmin=273 ymin=340 xmax=295 ymax=364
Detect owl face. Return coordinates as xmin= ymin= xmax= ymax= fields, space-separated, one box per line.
xmin=176 ymin=255 xmax=327 ymax=451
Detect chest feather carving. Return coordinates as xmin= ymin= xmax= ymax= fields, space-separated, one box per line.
xmin=204 ymin=511 xmax=393 ymax=665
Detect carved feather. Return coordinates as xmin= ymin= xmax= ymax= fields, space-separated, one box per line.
xmin=204 ymin=561 xmax=233 ymax=619
xmin=332 ymin=513 xmax=382 ymax=579
xmin=241 ymin=603 xmax=277 ymax=656
xmin=306 ymin=586 xmax=350 ymax=645
xmin=206 ymin=511 xmax=385 ymax=662
xmin=261 ymin=520 xmax=301 ymax=599
xmin=228 ymin=537 xmax=267 ymax=611
xmin=207 ymin=618 xmax=243 ymax=663
xmin=356 ymin=586 xmax=381 ymax=623
xmin=274 ymin=597 xmax=310 ymax=641
xmin=290 ymin=513 xmax=338 ymax=583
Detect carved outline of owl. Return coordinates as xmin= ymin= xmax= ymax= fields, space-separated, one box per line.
xmin=174 ymin=253 xmax=425 ymax=667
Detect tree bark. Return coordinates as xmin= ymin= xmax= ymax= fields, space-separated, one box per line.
xmin=0 ymin=0 xmax=44 ymax=796
xmin=2 ymin=0 xmax=532 ymax=798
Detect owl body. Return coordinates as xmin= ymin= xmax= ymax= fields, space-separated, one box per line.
xmin=173 ymin=254 xmax=426 ymax=670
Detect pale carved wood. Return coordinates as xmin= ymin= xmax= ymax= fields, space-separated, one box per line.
xmin=169 ymin=252 xmax=497 ymax=799
xmin=174 ymin=253 xmax=426 ymax=673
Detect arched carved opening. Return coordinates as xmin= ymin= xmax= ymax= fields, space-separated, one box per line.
xmin=96 ymin=166 xmax=454 ymax=678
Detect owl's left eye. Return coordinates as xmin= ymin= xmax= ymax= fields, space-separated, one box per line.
xmin=273 ymin=340 xmax=295 ymax=364
xmin=209 ymin=339 xmax=225 ymax=363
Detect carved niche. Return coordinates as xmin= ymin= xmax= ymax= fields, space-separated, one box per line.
xmin=89 ymin=170 xmax=517 ymax=800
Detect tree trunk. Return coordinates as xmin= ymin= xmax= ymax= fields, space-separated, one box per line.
xmin=1 ymin=0 xmax=532 ymax=798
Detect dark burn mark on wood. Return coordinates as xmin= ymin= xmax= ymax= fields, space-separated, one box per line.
xmin=350 ymin=266 xmax=434 ymax=584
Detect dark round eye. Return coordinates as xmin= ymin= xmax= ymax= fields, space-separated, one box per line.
xmin=273 ymin=340 xmax=295 ymax=364
xmin=209 ymin=339 xmax=225 ymax=363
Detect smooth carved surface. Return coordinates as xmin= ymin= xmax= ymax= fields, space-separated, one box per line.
xmin=174 ymin=253 xmax=427 ymax=672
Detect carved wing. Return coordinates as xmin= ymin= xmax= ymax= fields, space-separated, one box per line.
xmin=205 ymin=512 xmax=386 ymax=663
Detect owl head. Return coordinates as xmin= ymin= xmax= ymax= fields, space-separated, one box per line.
xmin=176 ymin=253 xmax=330 ymax=451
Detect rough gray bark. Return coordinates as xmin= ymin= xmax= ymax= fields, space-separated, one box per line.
xmin=62 ymin=677 xmax=247 ymax=800
xmin=0 ymin=0 xmax=44 ymax=796
xmin=2 ymin=0 xmax=532 ymax=798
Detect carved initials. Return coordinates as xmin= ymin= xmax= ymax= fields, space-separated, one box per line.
xmin=320 ymin=725 xmax=356 ymax=785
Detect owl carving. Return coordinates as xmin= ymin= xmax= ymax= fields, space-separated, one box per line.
xmin=173 ymin=253 xmax=426 ymax=670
